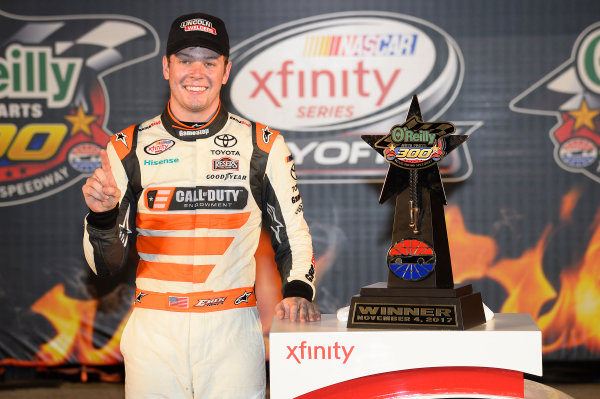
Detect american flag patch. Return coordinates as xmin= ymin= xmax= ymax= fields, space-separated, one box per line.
xmin=286 ymin=154 xmax=294 ymax=163
xmin=169 ymin=296 xmax=189 ymax=308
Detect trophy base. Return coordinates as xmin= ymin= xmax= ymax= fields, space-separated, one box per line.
xmin=346 ymin=282 xmax=486 ymax=330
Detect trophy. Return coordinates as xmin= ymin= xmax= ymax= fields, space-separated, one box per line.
xmin=346 ymin=95 xmax=486 ymax=330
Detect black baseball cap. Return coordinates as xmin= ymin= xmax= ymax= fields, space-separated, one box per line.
xmin=166 ymin=13 xmax=229 ymax=57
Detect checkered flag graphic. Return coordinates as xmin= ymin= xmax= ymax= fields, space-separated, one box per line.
xmin=1 ymin=10 xmax=159 ymax=74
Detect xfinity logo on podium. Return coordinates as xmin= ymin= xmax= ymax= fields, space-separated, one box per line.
xmin=225 ymin=11 xmax=478 ymax=183
xmin=286 ymin=340 xmax=354 ymax=364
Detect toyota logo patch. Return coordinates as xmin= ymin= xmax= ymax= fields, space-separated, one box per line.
xmin=214 ymin=134 xmax=237 ymax=148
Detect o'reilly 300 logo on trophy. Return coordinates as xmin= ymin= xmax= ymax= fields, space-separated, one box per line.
xmin=379 ymin=120 xmax=454 ymax=169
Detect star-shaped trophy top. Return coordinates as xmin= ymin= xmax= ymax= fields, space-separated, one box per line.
xmin=362 ymin=95 xmax=468 ymax=204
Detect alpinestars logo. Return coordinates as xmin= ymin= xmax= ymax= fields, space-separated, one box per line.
xmin=266 ymin=203 xmax=284 ymax=243
xmin=510 ymin=22 xmax=600 ymax=184
xmin=0 ymin=10 xmax=159 ymax=206
xmin=234 ymin=291 xmax=252 ymax=305
xmin=262 ymin=126 xmax=274 ymax=143
xmin=114 ymin=132 xmax=129 ymax=148
xmin=119 ymin=204 xmax=132 ymax=247
xmin=135 ymin=292 xmax=148 ymax=303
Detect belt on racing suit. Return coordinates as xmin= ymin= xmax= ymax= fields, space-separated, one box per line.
xmin=133 ymin=286 xmax=256 ymax=313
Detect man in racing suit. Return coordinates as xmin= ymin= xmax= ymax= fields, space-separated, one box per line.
xmin=82 ymin=12 xmax=319 ymax=398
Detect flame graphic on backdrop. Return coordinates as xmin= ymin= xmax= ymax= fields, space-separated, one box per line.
xmin=449 ymin=187 xmax=600 ymax=354
xmin=0 ymin=284 xmax=127 ymax=367
xmin=1 ymin=189 xmax=598 ymax=366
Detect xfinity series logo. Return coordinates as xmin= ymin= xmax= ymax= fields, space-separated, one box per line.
xmin=145 ymin=139 xmax=175 ymax=155
xmin=510 ymin=23 xmax=600 ymax=183
xmin=225 ymin=11 xmax=479 ymax=183
xmin=0 ymin=10 xmax=159 ymax=206
xmin=227 ymin=12 xmax=462 ymax=132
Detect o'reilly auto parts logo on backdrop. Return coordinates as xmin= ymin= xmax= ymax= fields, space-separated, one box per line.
xmin=224 ymin=11 xmax=479 ymax=183
xmin=510 ymin=22 xmax=600 ymax=184
xmin=0 ymin=10 xmax=158 ymax=206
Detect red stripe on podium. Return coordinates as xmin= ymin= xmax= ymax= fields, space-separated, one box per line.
xmin=295 ymin=367 xmax=524 ymax=399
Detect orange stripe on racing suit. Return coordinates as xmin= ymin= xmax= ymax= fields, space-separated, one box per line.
xmin=136 ymin=212 xmax=251 ymax=230
xmin=136 ymin=260 xmax=215 ymax=283
xmin=137 ymin=236 xmax=234 ymax=256
xmin=134 ymin=286 xmax=256 ymax=313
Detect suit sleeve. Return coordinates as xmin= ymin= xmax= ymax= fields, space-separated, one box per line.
xmin=263 ymin=135 xmax=316 ymax=301
xmin=83 ymin=140 xmax=137 ymax=277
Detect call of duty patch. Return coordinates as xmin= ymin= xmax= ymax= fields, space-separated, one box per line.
xmin=145 ymin=186 xmax=248 ymax=210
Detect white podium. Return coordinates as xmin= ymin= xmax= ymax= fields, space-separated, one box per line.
xmin=270 ymin=313 xmax=542 ymax=399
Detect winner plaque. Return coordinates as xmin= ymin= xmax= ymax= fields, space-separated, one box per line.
xmin=347 ymin=95 xmax=486 ymax=330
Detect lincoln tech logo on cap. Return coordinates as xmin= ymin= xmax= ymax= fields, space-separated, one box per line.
xmin=180 ymin=18 xmax=217 ymax=35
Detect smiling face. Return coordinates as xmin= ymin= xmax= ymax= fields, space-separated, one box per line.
xmin=162 ymin=47 xmax=232 ymax=122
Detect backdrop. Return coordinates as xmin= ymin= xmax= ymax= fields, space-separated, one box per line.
xmin=1 ymin=0 xmax=599 ymax=367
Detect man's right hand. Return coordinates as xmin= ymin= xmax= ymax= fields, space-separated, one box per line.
xmin=82 ymin=149 xmax=121 ymax=212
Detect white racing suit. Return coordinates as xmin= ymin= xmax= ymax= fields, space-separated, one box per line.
xmin=83 ymin=102 xmax=316 ymax=398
